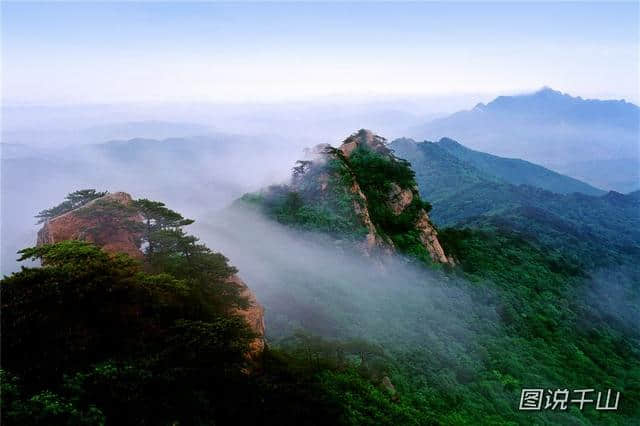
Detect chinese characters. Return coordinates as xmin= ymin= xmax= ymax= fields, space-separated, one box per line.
xmin=519 ymin=389 xmax=620 ymax=411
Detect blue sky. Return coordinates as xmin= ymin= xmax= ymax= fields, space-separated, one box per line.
xmin=3 ymin=2 xmax=638 ymax=104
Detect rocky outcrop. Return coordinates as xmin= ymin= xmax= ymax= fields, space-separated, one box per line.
xmin=334 ymin=130 xmax=452 ymax=265
xmin=37 ymin=192 xmax=144 ymax=259
xmin=349 ymin=180 xmax=394 ymax=254
xmin=386 ymin=182 xmax=449 ymax=264
xmin=227 ymin=275 xmax=266 ymax=361
xmin=415 ymin=210 xmax=449 ymax=264
xmin=339 ymin=129 xmax=391 ymax=159
xmin=37 ymin=191 xmax=266 ymax=360
xmin=387 ymin=182 xmax=414 ymax=215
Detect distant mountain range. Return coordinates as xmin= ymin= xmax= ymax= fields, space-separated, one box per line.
xmin=390 ymin=137 xmax=639 ymax=268
xmin=416 ymin=136 xmax=604 ymax=195
xmin=409 ymin=88 xmax=639 ymax=193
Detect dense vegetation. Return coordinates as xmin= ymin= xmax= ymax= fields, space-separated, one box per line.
xmin=386 ymin=138 xmax=638 ymax=423
xmin=3 ymin=194 xmax=263 ymax=424
xmin=390 ymin=138 xmax=640 ymax=269
xmin=203 ymin=204 xmax=640 ymax=425
xmin=1 ymin=239 xmax=256 ymax=425
xmin=35 ymin=189 xmax=108 ymax=223
xmin=217 ymin=135 xmax=640 ymax=424
xmin=5 ymin=126 xmax=640 ymax=426
xmin=3 ymin=191 xmax=422 ymax=425
xmin=216 ymin=212 xmax=640 ymax=424
xmin=239 ymin=141 xmax=438 ymax=264
xmin=238 ymin=156 xmax=366 ymax=238
xmin=434 ymin=137 xmax=604 ymax=196
xmin=1 ymin=240 xmax=430 ymax=425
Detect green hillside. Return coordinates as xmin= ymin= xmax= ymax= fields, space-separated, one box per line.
xmin=3 ymin=133 xmax=639 ymax=425
xmin=213 ymin=204 xmax=640 ymax=425
xmin=213 ymin=131 xmax=639 ymax=425
xmin=390 ymin=138 xmax=640 ymax=268
xmin=435 ymin=137 xmax=605 ymax=195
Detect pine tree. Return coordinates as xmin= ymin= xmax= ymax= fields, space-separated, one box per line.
xmin=35 ymin=189 xmax=107 ymax=223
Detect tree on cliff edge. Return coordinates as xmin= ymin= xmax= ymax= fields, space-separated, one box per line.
xmin=132 ymin=199 xmax=194 ymax=255
xmin=35 ymin=189 xmax=108 ymax=223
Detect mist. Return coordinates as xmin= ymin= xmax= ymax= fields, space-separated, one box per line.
xmin=1 ymin=95 xmax=489 ymax=275
xmin=0 ymin=131 xmax=301 ymax=274
xmin=1 ymin=95 xmax=488 ymax=148
xmin=581 ymin=265 xmax=640 ymax=336
xmin=2 ymin=2 xmax=638 ymax=423
xmin=192 ymin=204 xmax=501 ymax=366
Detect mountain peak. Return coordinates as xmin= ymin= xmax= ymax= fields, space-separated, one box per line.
xmin=35 ymin=190 xmax=266 ymax=360
xmin=244 ymin=131 xmax=452 ymax=265
xmin=37 ymin=191 xmax=144 ymax=260
xmin=339 ymin=129 xmax=390 ymax=158
xmin=437 ymin=137 xmax=463 ymax=148
xmin=535 ymin=86 xmax=564 ymax=96
xmin=486 ymin=87 xmax=572 ymax=110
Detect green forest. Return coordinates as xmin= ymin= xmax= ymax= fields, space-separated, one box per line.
xmin=229 ymin=138 xmax=639 ymax=425
xmin=2 ymin=135 xmax=639 ymax=425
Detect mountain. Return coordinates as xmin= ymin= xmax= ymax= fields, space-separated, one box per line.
xmin=238 ymin=129 xmax=452 ymax=265
xmin=409 ymin=88 xmax=640 ymax=192
xmin=3 ymin=134 xmax=639 ymax=425
xmin=80 ymin=121 xmax=215 ymax=142
xmin=199 ymin=130 xmax=640 ymax=425
xmin=33 ymin=190 xmax=266 ymax=358
xmin=434 ymin=137 xmax=605 ymax=195
xmin=4 ymin=192 xmax=348 ymax=425
xmin=552 ymin=158 xmax=640 ymax=195
xmin=390 ymin=137 xmax=640 ymax=268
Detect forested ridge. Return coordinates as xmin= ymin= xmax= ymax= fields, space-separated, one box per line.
xmin=230 ymin=131 xmax=639 ymax=424
xmin=2 ymin=131 xmax=638 ymax=425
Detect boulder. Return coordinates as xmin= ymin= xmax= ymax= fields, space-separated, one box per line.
xmin=37 ymin=192 xmax=143 ymax=259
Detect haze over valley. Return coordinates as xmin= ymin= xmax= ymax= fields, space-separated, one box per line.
xmin=2 ymin=2 xmax=638 ymax=425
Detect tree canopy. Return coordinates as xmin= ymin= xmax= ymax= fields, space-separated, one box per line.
xmin=35 ymin=189 xmax=108 ymax=223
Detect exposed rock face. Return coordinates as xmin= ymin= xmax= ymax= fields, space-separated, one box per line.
xmin=338 ymin=130 xmax=451 ymax=264
xmin=339 ymin=129 xmax=391 ymax=159
xmin=37 ymin=192 xmax=144 ymax=259
xmin=386 ymin=182 xmax=449 ymax=264
xmin=415 ymin=210 xmax=449 ymax=264
xmin=387 ymin=183 xmax=414 ymax=215
xmin=349 ymin=180 xmax=394 ymax=254
xmin=338 ymin=129 xmax=452 ymax=263
xmin=37 ymin=191 xmax=266 ymax=360
xmin=227 ymin=275 xmax=266 ymax=361
xmin=308 ymin=167 xmax=391 ymax=254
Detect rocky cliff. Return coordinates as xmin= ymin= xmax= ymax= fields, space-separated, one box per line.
xmin=37 ymin=191 xmax=266 ymax=359
xmin=252 ymin=129 xmax=452 ymax=265
xmin=227 ymin=275 xmax=266 ymax=360
xmin=334 ymin=130 xmax=450 ymax=263
xmin=37 ymin=192 xmax=144 ymax=259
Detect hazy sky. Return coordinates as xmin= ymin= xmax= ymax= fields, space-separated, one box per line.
xmin=3 ymin=2 xmax=639 ymax=104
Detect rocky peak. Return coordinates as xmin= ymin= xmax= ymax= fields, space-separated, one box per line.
xmin=37 ymin=191 xmax=144 ymax=259
xmin=297 ymin=130 xmax=452 ymax=265
xmin=339 ymin=129 xmax=391 ymax=158
xmin=36 ymin=191 xmax=266 ymax=360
